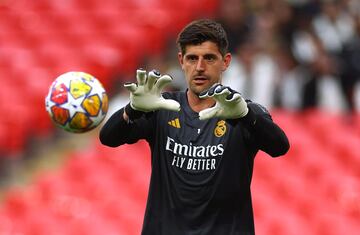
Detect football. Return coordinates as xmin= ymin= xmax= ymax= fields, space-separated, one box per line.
xmin=45 ymin=71 xmax=109 ymax=133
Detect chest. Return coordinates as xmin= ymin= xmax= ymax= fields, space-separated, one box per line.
xmin=160 ymin=111 xmax=230 ymax=149
xmin=154 ymin=110 xmax=251 ymax=174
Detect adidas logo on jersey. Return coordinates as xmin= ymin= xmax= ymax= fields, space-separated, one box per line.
xmin=168 ymin=118 xmax=181 ymax=128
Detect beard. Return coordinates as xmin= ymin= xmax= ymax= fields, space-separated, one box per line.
xmin=189 ymin=80 xmax=215 ymax=96
xmin=187 ymin=72 xmax=222 ymax=96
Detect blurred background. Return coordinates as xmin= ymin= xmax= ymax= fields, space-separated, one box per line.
xmin=0 ymin=0 xmax=359 ymax=234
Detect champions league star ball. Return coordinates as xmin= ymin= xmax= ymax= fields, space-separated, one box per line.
xmin=45 ymin=72 xmax=109 ymax=133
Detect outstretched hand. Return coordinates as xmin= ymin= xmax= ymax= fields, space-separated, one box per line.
xmin=198 ymin=83 xmax=248 ymax=120
xmin=124 ymin=69 xmax=181 ymax=112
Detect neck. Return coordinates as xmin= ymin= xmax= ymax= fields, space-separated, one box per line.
xmin=187 ymin=90 xmax=215 ymax=113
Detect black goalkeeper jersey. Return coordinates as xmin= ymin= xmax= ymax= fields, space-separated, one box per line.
xmin=99 ymin=91 xmax=289 ymax=235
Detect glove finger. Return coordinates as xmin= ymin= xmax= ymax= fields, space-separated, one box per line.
xmin=198 ymin=92 xmax=209 ymax=99
xmin=157 ymin=99 xmax=181 ymax=112
xmin=136 ymin=68 xmax=147 ymax=86
xmin=199 ymin=107 xmax=219 ymax=120
xmin=208 ymin=83 xmax=222 ymax=96
xmin=146 ymin=70 xmax=160 ymax=90
xmin=154 ymin=74 xmax=173 ymax=92
xmin=212 ymin=87 xmax=231 ymax=102
xmin=226 ymin=92 xmax=241 ymax=102
xmin=214 ymin=85 xmax=228 ymax=94
xmin=199 ymin=83 xmax=221 ymax=99
xmin=124 ymin=82 xmax=137 ymax=93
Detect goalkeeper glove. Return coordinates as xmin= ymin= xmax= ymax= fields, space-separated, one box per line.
xmin=198 ymin=83 xmax=248 ymax=120
xmin=124 ymin=69 xmax=181 ymax=113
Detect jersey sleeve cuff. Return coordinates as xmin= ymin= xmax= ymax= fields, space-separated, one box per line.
xmin=125 ymin=103 xmax=145 ymax=121
xmin=240 ymin=106 xmax=257 ymax=126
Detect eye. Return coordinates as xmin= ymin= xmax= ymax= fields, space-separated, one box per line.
xmin=186 ymin=55 xmax=198 ymax=63
xmin=204 ymin=54 xmax=217 ymax=62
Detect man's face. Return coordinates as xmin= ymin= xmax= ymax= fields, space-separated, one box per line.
xmin=178 ymin=41 xmax=231 ymax=96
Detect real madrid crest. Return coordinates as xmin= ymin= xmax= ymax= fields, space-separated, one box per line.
xmin=214 ymin=120 xmax=226 ymax=137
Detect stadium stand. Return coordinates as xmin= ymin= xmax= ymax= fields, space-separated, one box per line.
xmin=0 ymin=0 xmax=219 ymax=156
xmin=0 ymin=0 xmax=359 ymax=234
xmin=251 ymin=110 xmax=360 ymax=235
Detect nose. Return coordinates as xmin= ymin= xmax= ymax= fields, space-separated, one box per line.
xmin=195 ymin=58 xmax=205 ymax=72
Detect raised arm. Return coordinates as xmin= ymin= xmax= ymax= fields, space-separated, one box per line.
xmin=99 ymin=107 xmax=151 ymax=147
xmin=99 ymin=68 xmax=180 ymax=147
xmin=198 ymin=83 xmax=289 ymax=157
xmin=240 ymin=102 xmax=290 ymax=157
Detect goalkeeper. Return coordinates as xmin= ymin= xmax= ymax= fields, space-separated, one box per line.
xmin=100 ymin=19 xmax=289 ymax=235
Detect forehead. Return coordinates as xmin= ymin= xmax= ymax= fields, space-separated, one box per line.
xmin=183 ymin=41 xmax=222 ymax=56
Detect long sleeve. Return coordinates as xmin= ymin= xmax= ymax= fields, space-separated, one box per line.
xmin=99 ymin=108 xmax=153 ymax=147
xmin=240 ymin=102 xmax=290 ymax=157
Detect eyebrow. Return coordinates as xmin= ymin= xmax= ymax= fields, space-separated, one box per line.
xmin=184 ymin=53 xmax=219 ymax=59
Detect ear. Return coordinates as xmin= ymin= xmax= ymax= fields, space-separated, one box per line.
xmin=178 ymin=52 xmax=184 ymax=69
xmin=222 ymin=53 xmax=232 ymax=72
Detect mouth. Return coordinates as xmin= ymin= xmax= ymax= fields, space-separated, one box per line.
xmin=193 ymin=76 xmax=208 ymax=85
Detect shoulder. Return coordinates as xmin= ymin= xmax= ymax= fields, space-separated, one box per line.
xmin=246 ymin=100 xmax=272 ymax=118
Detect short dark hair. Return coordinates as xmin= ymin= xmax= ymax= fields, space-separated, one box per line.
xmin=176 ymin=19 xmax=229 ymax=56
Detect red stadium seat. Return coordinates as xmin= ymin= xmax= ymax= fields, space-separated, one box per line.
xmin=0 ymin=0 xmax=222 ymax=155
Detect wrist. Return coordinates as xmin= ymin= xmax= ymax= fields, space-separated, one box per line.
xmin=240 ymin=106 xmax=256 ymax=126
xmin=125 ymin=103 xmax=145 ymax=121
xmin=237 ymin=104 xmax=249 ymax=118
